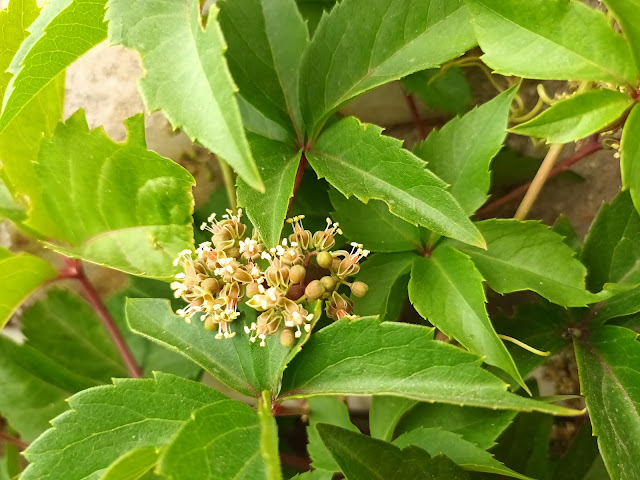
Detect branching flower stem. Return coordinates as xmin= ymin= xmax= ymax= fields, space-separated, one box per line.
xmin=403 ymin=92 xmax=427 ymax=140
xmin=58 ymin=258 xmax=142 ymax=378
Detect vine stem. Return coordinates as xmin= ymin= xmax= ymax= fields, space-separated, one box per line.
xmin=0 ymin=432 xmax=29 ymax=450
xmin=403 ymin=92 xmax=427 ymax=140
xmin=60 ymin=258 xmax=142 ymax=378
xmin=476 ymin=140 xmax=603 ymax=218
xmin=288 ymin=153 xmax=308 ymax=212
xmin=219 ymin=158 xmax=237 ymax=211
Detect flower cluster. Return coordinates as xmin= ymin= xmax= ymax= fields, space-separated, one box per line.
xmin=171 ymin=210 xmax=369 ymax=347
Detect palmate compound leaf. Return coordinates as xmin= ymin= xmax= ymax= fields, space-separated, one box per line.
xmin=20 ymin=373 xmax=266 ymax=480
xmin=105 ymin=0 xmax=263 ymax=191
xmin=34 ymin=110 xmax=195 ymax=280
xmin=414 ymin=86 xmax=517 ymax=215
xmin=0 ymin=0 xmax=106 ymax=133
xmin=453 ymin=219 xmax=600 ymax=307
xmin=307 ymin=117 xmax=485 ymax=248
xmin=218 ymin=0 xmax=308 ymax=140
xmin=317 ymin=424 xmax=471 ymax=480
xmin=301 ymin=0 xmax=477 ymax=136
xmin=574 ymin=326 xmax=640 ymax=480
xmin=465 ymin=0 xmax=638 ymax=84
xmin=0 ymin=247 xmax=56 ymax=329
xmin=279 ymin=316 xmax=582 ymax=416
xmin=510 ymin=89 xmax=634 ymax=144
xmin=236 ymin=134 xmax=301 ymax=248
xmin=409 ymin=245 xmax=526 ymax=390
xmin=126 ymin=298 xmax=322 ymax=398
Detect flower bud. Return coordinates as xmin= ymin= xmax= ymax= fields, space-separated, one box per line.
xmin=320 ymin=275 xmax=337 ymax=291
xmin=204 ymin=317 xmax=217 ymax=331
xmin=305 ymin=280 xmax=325 ymax=299
xmin=290 ymin=265 xmax=306 ymax=284
xmin=226 ymin=245 xmax=241 ymax=259
xmin=316 ymin=251 xmax=333 ymax=269
xmin=350 ymin=281 xmax=368 ymax=297
xmin=245 ymin=282 xmax=261 ymax=298
xmin=200 ymin=277 xmax=220 ymax=293
xmin=326 ymin=291 xmax=354 ymax=320
xmin=280 ymin=328 xmax=296 ymax=348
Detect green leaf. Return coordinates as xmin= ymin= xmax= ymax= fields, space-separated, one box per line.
xmin=402 ymin=67 xmax=472 ymax=116
xmin=0 ymin=0 xmax=105 ymax=132
xmin=394 ymin=427 xmax=532 ymax=479
xmin=219 ymin=0 xmax=308 ymax=139
xmin=369 ymin=396 xmax=417 ymax=442
xmin=510 ymin=89 xmax=634 ymax=144
xmin=410 ymin=246 xmax=525 ymax=389
xmin=595 ymin=283 xmax=640 ymax=324
xmin=582 ymin=191 xmax=640 ymax=290
xmin=454 ymin=219 xmax=599 ymax=307
xmin=106 ymin=276 xmax=203 ymax=379
xmin=621 ymin=104 xmax=640 ymax=214
xmin=352 ymin=252 xmax=416 ymax=321
xmin=105 ymin=0 xmax=263 ymax=190
xmin=34 ymin=111 xmax=195 ymax=280
xmin=329 ymin=190 xmax=422 ymax=252
xmin=280 ymin=316 xmax=582 ymax=416
xmin=296 ymin=0 xmax=336 ymax=36
xmin=574 ymin=325 xmax=640 ymax=480
xmin=307 ymin=117 xmax=485 ymax=247
xmin=307 ymin=396 xmax=359 ymax=472
xmin=0 ymin=248 xmax=56 ymax=329
xmin=0 ymin=177 xmax=25 ymax=222
xmin=126 ymin=298 xmax=320 ymax=397
xmin=159 ymin=400 xmax=266 ymax=480
xmin=316 ymin=424 xmax=471 ymax=480
xmin=290 ymin=471 xmax=334 ymax=480
xmin=551 ymin=423 xmax=601 ymax=480
xmin=414 ymin=86 xmax=517 ymax=214
xmin=21 ymin=373 xmax=226 ymax=480
xmin=395 ymin=403 xmax=515 ymax=450
xmin=301 ymin=0 xmax=476 ymax=135
xmin=101 ymin=447 xmax=159 ymax=480
xmin=466 ymin=0 xmax=638 ymax=84
xmin=237 ymin=134 xmax=301 ymax=247
xmin=601 ymin=0 xmax=640 ymax=74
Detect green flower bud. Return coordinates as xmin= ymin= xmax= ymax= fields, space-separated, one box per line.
xmin=316 ymin=251 xmax=333 ymax=269
xmin=204 ymin=317 xmax=217 ymax=331
xmin=305 ymin=280 xmax=325 ymax=299
xmin=280 ymin=328 xmax=296 ymax=348
xmin=320 ymin=275 xmax=337 ymax=291
xmin=290 ymin=264 xmax=307 ymax=284
xmin=351 ymin=281 xmax=368 ymax=297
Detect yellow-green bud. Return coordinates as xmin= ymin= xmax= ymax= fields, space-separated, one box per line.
xmin=200 ymin=277 xmax=219 ymax=293
xmin=320 ymin=275 xmax=337 ymax=291
xmin=204 ymin=317 xmax=217 ymax=331
xmin=280 ymin=328 xmax=296 ymax=347
xmin=316 ymin=251 xmax=333 ymax=269
xmin=351 ymin=281 xmax=368 ymax=297
xmin=305 ymin=280 xmax=325 ymax=299
xmin=290 ymin=265 xmax=307 ymax=284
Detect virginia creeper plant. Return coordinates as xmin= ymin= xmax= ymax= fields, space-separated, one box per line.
xmin=0 ymin=0 xmax=639 ymax=478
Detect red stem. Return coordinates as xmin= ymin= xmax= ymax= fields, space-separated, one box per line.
xmin=288 ymin=153 xmax=308 ymax=212
xmin=280 ymin=453 xmax=311 ymax=471
xmin=61 ymin=258 xmax=142 ymax=378
xmin=476 ymin=141 xmax=603 ymax=218
xmin=0 ymin=432 xmax=28 ymax=450
xmin=403 ymin=92 xmax=427 ymax=140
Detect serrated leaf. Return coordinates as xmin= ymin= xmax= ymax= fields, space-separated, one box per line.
xmin=0 ymin=177 xmax=25 ymax=222
xmin=466 ymin=0 xmax=638 ymax=84
xmin=0 ymin=248 xmax=56 ymax=329
xmin=126 ymin=298 xmax=320 ymax=398
xmin=369 ymin=396 xmax=417 ymax=442
xmin=353 ymin=252 xmax=416 ymax=321
xmin=237 ymin=134 xmax=301 ymax=247
xmin=574 ymin=325 xmax=640 ymax=480
xmin=34 ymin=111 xmax=195 ymax=280
xmin=551 ymin=423 xmax=601 ymax=480
xmin=594 ymin=283 xmax=640 ymax=324
xmin=279 ymin=316 xmax=582 ymax=416
xmin=454 ymin=219 xmax=599 ymax=307
xmin=296 ymin=0 xmax=336 ymax=36
xmin=105 ymin=0 xmax=263 ymax=190
xmin=307 ymin=117 xmax=485 ymax=247
xmin=395 ymin=403 xmax=515 ymax=450
xmin=329 ymin=190 xmax=422 ymax=252
xmin=602 ymin=0 xmax=640 ymax=73
xmin=301 ymin=0 xmax=476 ymax=135
xmin=511 ymin=89 xmax=634 ymax=144
xmin=621 ymin=104 xmax=640 ymax=214
xmin=101 ymin=447 xmax=159 ymax=480
xmin=219 ymin=0 xmax=308 ymax=139
xmin=21 ymin=373 xmax=226 ymax=480
xmin=290 ymin=471 xmax=334 ymax=480
xmin=409 ymin=246 xmax=525 ymax=389
xmin=402 ymin=67 xmax=472 ymax=116
xmin=582 ymin=191 xmax=640 ymax=290
xmin=307 ymin=397 xmax=359 ymax=472
xmin=414 ymin=86 xmax=517 ymax=214
xmin=394 ymin=427 xmax=532 ymax=479
xmin=0 ymin=0 xmax=104 ymax=132
xmin=317 ymin=424 xmax=470 ymax=480
xmin=159 ymin=400 xmax=266 ymax=480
